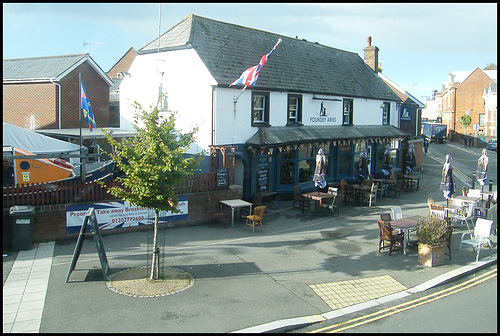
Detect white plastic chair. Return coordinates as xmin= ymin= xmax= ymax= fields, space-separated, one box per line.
xmin=458 ymin=218 xmax=494 ymax=262
xmin=467 ymin=189 xmax=483 ymax=207
xmin=451 ymin=202 xmax=475 ymax=232
xmin=430 ymin=208 xmax=446 ymax=220
xmin=391 ymin=207 xmax=403 ymax=221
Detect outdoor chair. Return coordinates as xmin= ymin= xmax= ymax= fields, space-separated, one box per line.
xmin=362 ymin=183 xmax=377 ymax=207
xmin=458 ymin=218 xmax=494 ymax=262
xmin=391 ymin=206 xmax=403 ymax=221
xmin=443 ymin=225 xmax=454 ymax=260
xmin=430 ymin=205 xmax=446 ymax=220
xmin=377 ymin=220 xmax=404 ymax=255
xmin=427 ymin=198 xmax=436 ymax=212
xmin=474 ymin=196 xmax=493 ymax=220
xmin=208 ymin=195 xmax=227 ymax=228
xmin=240 ymin=194 xmax=263 ymax=219
xmin=388 ymin=178 xmax=403 ymax=198
xmin=341 ymin=180 xmax=356 ymax=205
xmin=375 ymin=180 xmax=388 ymax=199
xmin=380 ymin=213 xmax=392 ymax=222
xmin=451 ymin=202 xmax=475 ymax=233
xmin=467 ymin=189 xmax=482 ymax=200
xmin=292 ymin=186 xmax=311 ymax=211
xmin=321 ymin=187 xmax=339 ymax=216
xmin=244 ymin=206 xmax=266 ymax=233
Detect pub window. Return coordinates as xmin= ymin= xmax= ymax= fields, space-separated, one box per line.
xmin=287 ymin=94 xmax=302 ymax=125
xmin=382 ymin=102 xmax=390 ymax=125
xmin=376 ymin=140 xmax=401 ymax=175
xmin=252 ymin=91 xmax=270 ymax=126
xmin=337 ymin=143 xmax=353 ymax=177
xmin=279 ymin=146 xmax=296 ymax=185
xmin=343 ymin=99 xmax=353 ymax=125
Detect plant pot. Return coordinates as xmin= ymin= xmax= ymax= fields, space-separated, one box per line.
xmin=418 ymin=243 xmax=445 ymax=267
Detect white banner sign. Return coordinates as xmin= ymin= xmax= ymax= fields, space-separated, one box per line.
xmin=66 ymin=197 xmax=188 ymax=233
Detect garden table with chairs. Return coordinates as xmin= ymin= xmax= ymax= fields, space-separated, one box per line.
xmin=302 ymin=191 xmax=335 ymax=216
xmin=352 ymin=184 xmax=372 ymax=203
xmin=388 ymin=215 xmax=423 ymax=255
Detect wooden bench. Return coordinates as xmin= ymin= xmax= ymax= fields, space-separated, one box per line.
xmin=256 ymin=190 xmax=278 ymax=203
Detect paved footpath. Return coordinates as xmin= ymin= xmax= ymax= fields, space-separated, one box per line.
xmin=3 ymin=242 xmax=54 ymax=333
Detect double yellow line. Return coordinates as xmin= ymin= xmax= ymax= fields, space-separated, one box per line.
xmin=309 ymin=267 xmax=497 ymax=333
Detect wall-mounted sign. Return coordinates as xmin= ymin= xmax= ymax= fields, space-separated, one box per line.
xmin=400 ymin=104 xmax=414 ymax=124
xmin=257 ymin=168 xmax=270 ymax=191
xmin=217 ymin=168 xmax=229 ymax=187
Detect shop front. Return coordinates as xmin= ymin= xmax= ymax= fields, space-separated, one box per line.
xmin=244 ymin=125 xmax=410 ymax=197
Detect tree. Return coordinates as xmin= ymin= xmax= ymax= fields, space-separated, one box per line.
xmin=100 ymin=97 xmax=202 ymax=280
xmin=457 ymin=114 xmax=472 ymax=135
xmin=483 ymin=63 xmax=497 ymax=70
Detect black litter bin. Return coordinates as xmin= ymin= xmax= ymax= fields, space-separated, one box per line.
xmin=9 ymin=205 xmax=35 ymax=250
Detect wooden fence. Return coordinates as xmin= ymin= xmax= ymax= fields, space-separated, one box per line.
xmin=3 ymin=172 xmax=227 ymax=208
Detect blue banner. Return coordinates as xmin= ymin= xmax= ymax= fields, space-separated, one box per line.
xmin=66 ymin=197 xmax=188 ymax=233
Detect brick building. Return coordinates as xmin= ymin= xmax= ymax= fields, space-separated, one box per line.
xmin=3 ymin=54 xmax=113 ymax=130
xmin=432 ymin=68 xmax=497 ymax=142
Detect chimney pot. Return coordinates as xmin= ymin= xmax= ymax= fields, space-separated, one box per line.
xmin=366 ymin=36 xmax=372 ymax=47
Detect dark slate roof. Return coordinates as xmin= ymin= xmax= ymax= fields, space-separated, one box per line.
xmin=3 ymin=54 xmax=87 ymax=80
xmin=246 ymin=125 xmax=411 ymax=148
xmin=140 ymin=14 xmax=401 ymax=102
xmin=3 ymin=54 xmax=113 ymax=86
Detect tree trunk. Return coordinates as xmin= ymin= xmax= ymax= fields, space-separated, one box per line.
xmin=149 ymin=209 xmax=160 ymax=281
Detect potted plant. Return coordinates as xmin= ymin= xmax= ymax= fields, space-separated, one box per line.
xmin=416 ymin=215 xmax=448 ymax=267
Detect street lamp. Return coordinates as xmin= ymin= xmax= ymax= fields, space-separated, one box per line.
xmin=450 ymin=86 xmax=457 ymax=142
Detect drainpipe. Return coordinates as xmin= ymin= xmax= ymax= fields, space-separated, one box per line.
xmin=49 ymin=78 xmax=61 ymax=129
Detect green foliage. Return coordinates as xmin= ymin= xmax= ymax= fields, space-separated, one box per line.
xmin=483 ymin=63 xmax=497 ymax=70
xmin=458 ymin=114 xmax=472 ymax=128
xmin=99 ymin=98 xmax=202 ymax=214
xmin=416 ymin=216 xmax=447 ymax=247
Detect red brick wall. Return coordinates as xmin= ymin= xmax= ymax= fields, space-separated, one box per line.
xmin=107 ymin=48 xmax=137 ymax=78
xmin=59 ymin=63 xmax=110 ymax=129
xmin=3 ymin=61 xmax=110 ymax=130
xmin=456 ymin=68 xmax=491 ymax=135
xmin=3 ymin=190 xmax=240 ymax=249
xmin=3 ymin=83 xmax=57 ymax=129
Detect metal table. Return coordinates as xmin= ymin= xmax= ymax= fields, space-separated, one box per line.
xmin=220 ymin=199 xmax=253 ymax=227
xmin=389 ymin=215 xmax=423 ymax=255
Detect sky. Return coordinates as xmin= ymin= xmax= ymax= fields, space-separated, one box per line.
xmin=3 ymin=3 xmax=497 ymax=103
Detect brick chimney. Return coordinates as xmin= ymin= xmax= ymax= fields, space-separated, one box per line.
xmin=364 ymin=36 xmax=379 ymax=73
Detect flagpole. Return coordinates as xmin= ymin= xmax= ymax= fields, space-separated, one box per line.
xmin=79 ymin=74 xmax=86 ymax=182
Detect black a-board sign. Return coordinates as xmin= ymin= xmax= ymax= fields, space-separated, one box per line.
xmin=66 ymin=207 xmax=109 ymax=282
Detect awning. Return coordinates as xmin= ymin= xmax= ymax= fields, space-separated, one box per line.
xmin=245 ymin=125 xmax=411 ymax=148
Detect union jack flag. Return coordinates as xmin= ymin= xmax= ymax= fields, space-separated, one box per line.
xmin=230 ymin=38 xmax=282 ymax=87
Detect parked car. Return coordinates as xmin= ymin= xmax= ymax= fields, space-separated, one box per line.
xmin=486 ymin=139 xmax=497 ymax=152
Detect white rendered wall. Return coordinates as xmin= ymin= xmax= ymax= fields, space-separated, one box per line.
xmin=213 ymin=89 xmax=393 ymax=145
xmin=119 ymin=49 xmax=217 ymax=154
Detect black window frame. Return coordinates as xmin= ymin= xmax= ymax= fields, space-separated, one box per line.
xmin=287 ymin=94 xmax=303 ymax=125
xmin=342 ymin=98 xmax=353 ymax=125
xmin=382 ymin=102 xmax=390 ymax=125
xmin=251 ymin=91 xmax=270 ymax=126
